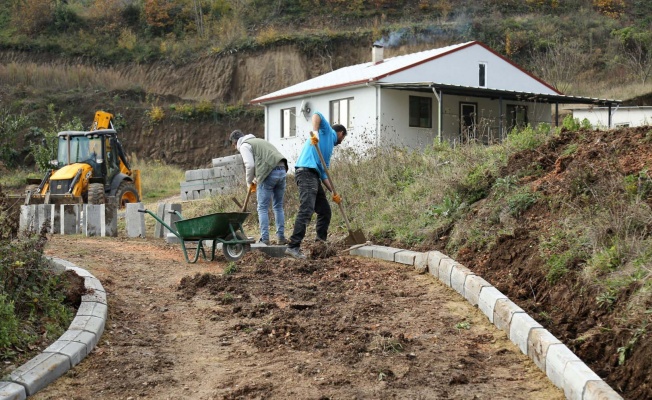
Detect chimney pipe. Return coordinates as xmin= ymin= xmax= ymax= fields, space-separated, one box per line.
xmin=372 ymin=43 xmax=384 ymax=64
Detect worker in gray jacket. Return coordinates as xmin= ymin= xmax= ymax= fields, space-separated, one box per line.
xmin=230 ymin=130 xmax=289 ymax=245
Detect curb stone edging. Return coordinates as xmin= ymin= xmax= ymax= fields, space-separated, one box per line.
xmin=350 ymin=245 xmax=623 ymax=400
xmin=0 ymin=257 xmax=106 ymax=400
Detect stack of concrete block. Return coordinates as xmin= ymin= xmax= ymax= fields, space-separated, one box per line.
xmin=180 ymin=154 xmax=244 ymax=200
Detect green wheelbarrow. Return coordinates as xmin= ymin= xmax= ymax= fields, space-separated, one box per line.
xmin=138 ymin=208 xmax=255 ymax=263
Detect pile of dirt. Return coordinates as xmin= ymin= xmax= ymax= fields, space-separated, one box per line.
xmin=37 ymin=235 xmax=562 ymax=399
xmin=453 ymin=126 xmax=652 ymax=399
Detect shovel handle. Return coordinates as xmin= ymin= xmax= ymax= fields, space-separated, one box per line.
xmin=242 ymin=187 xmax=252 ymax=212
xmin=310 ymin=132 xmax=352 ymax=231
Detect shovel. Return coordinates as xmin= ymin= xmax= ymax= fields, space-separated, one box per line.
xmin=232 ymin=185 xmax=254 ymax=212
xmin=311 ymin=133 xmax=366 ymax=245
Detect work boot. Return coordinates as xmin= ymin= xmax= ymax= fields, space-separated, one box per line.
xmin=277 ymin=236 xmax=289 ymax=245
xmin=285 ymin=246 xmax=306 ymax=259
xmin=258 ymin=238 xmax=270 ymax=246
xmin=314 ymin=237 xmax=327 ymax=243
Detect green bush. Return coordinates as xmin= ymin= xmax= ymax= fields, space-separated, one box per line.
xmin=0 ymin=222 xmax=74 ymax=362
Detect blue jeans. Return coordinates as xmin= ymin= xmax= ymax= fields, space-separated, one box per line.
xmin=256 ymin=167 xmax=287 ymax=241
xmin=288 ymin=169 xmax=331 ymax=248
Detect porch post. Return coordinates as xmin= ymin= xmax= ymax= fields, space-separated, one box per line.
xmin=608 ymin=104 xmax=612 ymax=128
xmin=555 ymin=103 xmax=559 ymax=127
xmin=498 ymin=96 xmax=503 ymax=140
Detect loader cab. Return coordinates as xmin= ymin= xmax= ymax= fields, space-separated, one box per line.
xmin=56 ymin=129 xmax=119 ymax=181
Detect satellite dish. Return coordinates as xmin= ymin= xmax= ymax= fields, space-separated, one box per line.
xmin=300 ymin=100 xmax=311 ymax=120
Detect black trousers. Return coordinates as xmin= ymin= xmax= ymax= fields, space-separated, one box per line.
xmin=288 ymin=169 xmax=331 ymax=248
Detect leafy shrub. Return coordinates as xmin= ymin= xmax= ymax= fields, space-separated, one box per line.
xmin=506 ymin=187 xmax=539 ymax=217
xmin=0 ymin=228 xmax=74 ymax=360
xmin=562 ymin=114 xmax=581 ymax=131
xmin=147 ymin=105 xmax=165 ymax=124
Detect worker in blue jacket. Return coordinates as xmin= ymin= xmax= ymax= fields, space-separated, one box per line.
xmin=285 ymin=111 xmax=347 ymax=259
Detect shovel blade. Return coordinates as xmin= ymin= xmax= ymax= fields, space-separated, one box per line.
xmin=344 ymin=229 xmax=366 ymax=246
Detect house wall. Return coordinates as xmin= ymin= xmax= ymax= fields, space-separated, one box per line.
xmin=264 ymin=86 xmax=378 ymax=170
xmin=264 ymin=87 xmax=554 ymax=169
xmin=384 ymin=45 xmax=557 ymax=94
xmin=571 ymin=107 xmax=652 ymax=128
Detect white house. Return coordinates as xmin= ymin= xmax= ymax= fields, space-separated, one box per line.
xmin=569 ymin=106 xmax=652 ymax=129
xmin=251 ymin=41 xmax=621 ymax=168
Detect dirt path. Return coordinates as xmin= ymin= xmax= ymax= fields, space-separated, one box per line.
xmin=35 ymin=235 xmax=563 ymax=400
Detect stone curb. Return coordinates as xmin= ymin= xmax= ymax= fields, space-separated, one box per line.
xmin=350 ymin=245 xmax=623 ymax=400
xmin=0 ymin=257 xmax=106 ymax=400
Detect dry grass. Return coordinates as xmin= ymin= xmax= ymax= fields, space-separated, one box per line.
xmin=0 ymin=62 xmax=141 ymax=92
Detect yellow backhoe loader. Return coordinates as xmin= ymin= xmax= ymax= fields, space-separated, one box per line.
xmin=21 ymin=111 xmax=141 ymax=207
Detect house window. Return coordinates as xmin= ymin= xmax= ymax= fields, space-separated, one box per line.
xmin=506 ymin=105 xmax=528 ymax=132
xmin=479 ymin=63 xmax=486 ymax=87
xmin=409 ymin=96 xmax=432 ymax=128
xmin=281 ymin=107 xmax=296 ymax=138
xmin=330 ymin=98 xmax=353 ymax=129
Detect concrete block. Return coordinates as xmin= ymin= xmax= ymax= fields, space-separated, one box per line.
xmin=180 ymin=180 xmax=206 ymax=191
xmin=463 ymin=275 xmax=492 ymax=306
xmin=212 ymin=154 xmax=243 ymax=168
xmin=450 ymin=264 xmax=474 ymax=297
xmin=154 ymin=203 xmax=167 ymax=238
xmin=125 ymin=202 xmax=146 ymax=237
xmin=58 ymin=329 xmax=98 ymax=354
xmin=372 ymin=246 xmax=403 ymax=262
xmin=62 ymin=265 xmax=93 ymax=278
xmin=510 ymin=312 xmax=543 ymax=355
xmin=493 ymin=299 xmax=525 ymax=334
xmin=478 ymin=286 xmax=508 ymax=323
xmin=68 ymin=315 xmax=105 ymax=338
xmin=184 ymin=169 xmax=206 ymax=181
xmin=163 ymin=203 xmax=182 ymax=236
xmin=81 ymin=290 xmax=107 ymax=305
xmin=60 ymin=204 xmax=80 ymax=235
xmin=8 ymin=352 xmax=70 ymax=396
xmin=437 ymin=257 xmax=457 ymax=286
xmin=528 ymin=327 xmax=561 ymax=372
xmin=83 ymin=204 xmax=104 ymax=237
xmin=77 ymin=301 xmax=108 ymax=320
xmin=19 ymin=205 xmax=35 ymax=233
xmin=563 ymin=361 xmax=602 ymax=400
xmin=83 ymin=276 xmax=105 ymax=293
xmin=427 ymin=251 xmax=448 ymax=279
xmin=583 ymin=380 xmax=623 ymax=400
xmin=180 ymin=190 xmax=188 ymax=201
xmin=35 ymin=204 xmax=54 ymax=233
xmin=414 ymin=252 xmax=428 ymax=274
xmin=350 ymin=244 xmax=378 ymax=258
xmin=546 ymin=343 xmax=581 ymax=389
xmin=50 ymin=204 xmax=61 ymax=235
xmin=104 ymin=197 xmax=118 ymax=237
xmin=43 ymin=339 xmax=87 ymax=367
xmin=166 ymin=232 xmax=181 ymax=244
xmin=0 ymin=381 xmax=26 ymax=400
xmin=394 ymin=250 xmax=419 ymax=266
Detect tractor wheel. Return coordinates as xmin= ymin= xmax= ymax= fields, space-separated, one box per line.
xmin=115 ymin=181 xmax=139 ymax=208
xmin=222 ymin=232 xmax=250 ymax=262
xmin=87 ymin=183 xmax=105 ymax=204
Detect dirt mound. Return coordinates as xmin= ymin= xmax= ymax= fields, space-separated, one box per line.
xmin=455 ymin=126 xmax=652 ymax=399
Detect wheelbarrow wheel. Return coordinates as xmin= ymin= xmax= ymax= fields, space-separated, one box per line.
xmin=222 ymin=232 xmax=250 ymax=262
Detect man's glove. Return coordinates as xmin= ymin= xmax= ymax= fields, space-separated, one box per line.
xmin=249 ymin=183 xmax=256 ymax=193
xmin=310 ymin=133 xmax=319 ymax=145
xmin=332 ymin=193 xmax=342 ymax=204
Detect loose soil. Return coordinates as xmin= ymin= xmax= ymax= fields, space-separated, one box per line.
xmin=31 ymin=235 xmax=563 ymax=400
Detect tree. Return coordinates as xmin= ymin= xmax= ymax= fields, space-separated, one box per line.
xmin=11 ymin=0 xmax=54 ymax=35
xmin=528 ymin=37 xmax=586 ymax=94
xmin=612 ymin=27 xmax=652 ymax=85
